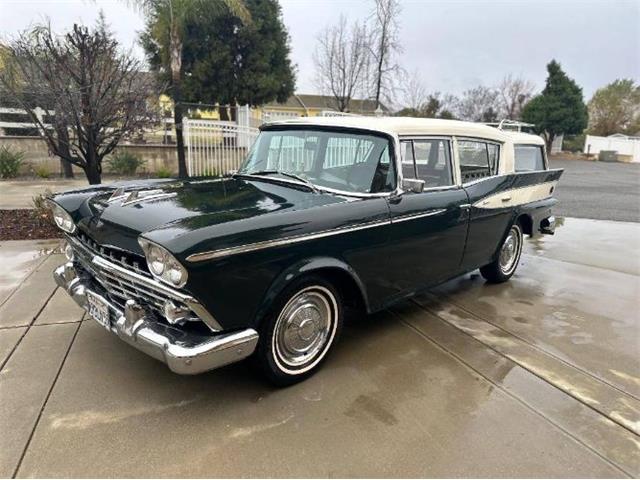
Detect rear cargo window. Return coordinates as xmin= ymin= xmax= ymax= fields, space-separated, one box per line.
xmin=514 ymin=145 xmax=546 ymax=171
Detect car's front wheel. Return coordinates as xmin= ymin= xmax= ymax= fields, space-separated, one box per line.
xmin=256 ymin=276 xmax=342 ymax=386
xmin=480 ymin=223 xmax=524 ymax=283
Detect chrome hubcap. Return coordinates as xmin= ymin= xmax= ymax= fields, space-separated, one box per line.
xmin=274 ymin=288 xmax=334 ymax=368
xmin=499 ymin=227 xmax=521 ymax=274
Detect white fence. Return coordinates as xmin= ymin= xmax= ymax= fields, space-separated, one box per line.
xmin=184 ymin=119 xmax=259 ymax=176
xmin=584 ymin=134 xmax=640 ymax=162
xmin=0 ymin=107 xmax=53 ymax=131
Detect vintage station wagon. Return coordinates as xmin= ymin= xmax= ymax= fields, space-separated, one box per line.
xmin=51 ymin=117 xmax=562 ymax=385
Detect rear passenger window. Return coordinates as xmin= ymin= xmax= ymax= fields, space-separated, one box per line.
xmin=458 ymin=140 xmax=500 ymax=183
xmin=514 ymin=145 xmax=545 ymax=171
xmin=401 ymin=139 xmax=453 ymax=188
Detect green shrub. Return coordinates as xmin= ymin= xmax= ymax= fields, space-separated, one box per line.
xmin=34 ymin=165 xmax=51 ymax=178
xmin=562 ymin=134 xmax=585 ymax=153
xmin=155 ymin=166 xmax=173 ymax=178
xmin=106 ymin=151 xmax=145 ymax=175
xmin=31 ymin=189 xmax=54 ymax=225
xmin=0 ymin=146 xmax=25 ymax=178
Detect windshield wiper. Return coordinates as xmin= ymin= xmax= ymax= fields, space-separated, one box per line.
xmin=241 ymin=169 xmax=320 ymax=193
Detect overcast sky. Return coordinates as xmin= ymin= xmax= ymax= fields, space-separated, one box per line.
xmin=1 ymin=0 xmax=638 ymax=103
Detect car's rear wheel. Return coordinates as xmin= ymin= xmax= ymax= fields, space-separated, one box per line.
xmin=256 ymin=276 xmax=342 ymax=386
xmin=480 ymin=223 xmax=523 ymax=283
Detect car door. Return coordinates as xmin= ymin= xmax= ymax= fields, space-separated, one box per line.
xmin=385 ymin=137 xmax=469 ymax=294
xmin=457 ymin=138 xmax=514 ymax=270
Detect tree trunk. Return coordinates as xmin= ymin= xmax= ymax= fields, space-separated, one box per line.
xmin=84 ymin=154 xmax=101 ymax=185
xmin=173 ymin=94 xmax=188 ymax=179
xmin=60 ymin=159 xmax=74 ymax=178
xmin=545 ymin=132 xmax=556 ymax=155
xmin=219 ymin=105 xmax=230 ymax=121
xmin=170 ymin=24 xmax=188 ymax=179
xmin=55 ymin=123 xmax=74 ymax=178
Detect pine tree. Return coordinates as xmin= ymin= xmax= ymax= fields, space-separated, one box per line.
xmin=522 ymin=60 xmax=588 ymax=152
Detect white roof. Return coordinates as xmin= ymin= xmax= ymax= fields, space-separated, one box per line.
xmin=267 ymin=116 xmax=510 ymax=143
xmin=502 ymin=131 xmax=546 ymax=146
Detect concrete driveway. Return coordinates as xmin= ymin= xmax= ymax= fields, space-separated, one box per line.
xmin=1 ymin=218 xmax=639 ymax=478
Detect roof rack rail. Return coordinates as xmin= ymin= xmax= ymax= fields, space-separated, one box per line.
xmin=485 ymin=119 xmax=535 ymax=132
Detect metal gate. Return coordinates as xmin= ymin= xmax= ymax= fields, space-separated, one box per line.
xmin=184 ymin=118 xmax=259 ymax=176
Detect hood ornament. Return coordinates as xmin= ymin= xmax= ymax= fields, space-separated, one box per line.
xmin=107 ymin=187 xmax=176 ymax=206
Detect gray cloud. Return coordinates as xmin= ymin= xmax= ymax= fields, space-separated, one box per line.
xmin=1 ymin=0 xmax=638 ymax=101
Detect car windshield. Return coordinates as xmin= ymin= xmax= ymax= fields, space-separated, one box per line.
xmin=238 ymin=128 xmax=396 ymax=194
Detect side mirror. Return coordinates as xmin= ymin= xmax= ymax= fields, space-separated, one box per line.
xmin=402 ymin=178 xmax=425 ymax=193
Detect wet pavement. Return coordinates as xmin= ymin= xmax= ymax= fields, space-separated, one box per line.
xmin=0 ymin=218 xmax=638 ymax=477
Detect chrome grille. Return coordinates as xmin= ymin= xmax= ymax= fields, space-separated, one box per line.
xmin=68 ymin=235 xmax=167 ymax=313
xmin=76 ymin=232 xmax=150 ymax=277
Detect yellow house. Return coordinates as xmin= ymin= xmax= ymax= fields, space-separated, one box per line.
xmin=259 ymin=94 xmax=388 ymax=121
xmin=158 ymin=93 xmax=388 ymax=128
xmin=159 ymin=94 xmax=222 ymax=120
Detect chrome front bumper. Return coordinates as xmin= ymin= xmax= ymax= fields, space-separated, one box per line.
xmin=53 ymin=262 xmax=259 ymax=375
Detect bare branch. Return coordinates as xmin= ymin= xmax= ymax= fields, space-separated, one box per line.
xmin=0 ymin=20 xmax=159 ymax=184
xmin=313 ymin=15 xmax=370 ymax=112
xmin=498 ymin=74 xmax=536 ymax=120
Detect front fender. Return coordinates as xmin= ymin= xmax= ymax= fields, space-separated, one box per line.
xmin=253 ymin=256 xmax=370 ymax=324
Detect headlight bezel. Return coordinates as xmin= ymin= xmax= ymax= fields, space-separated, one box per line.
xmin=48 ymin=201 xmax=76 ymax=234
xmin=138 ymin=237 xmax=188 ymax=289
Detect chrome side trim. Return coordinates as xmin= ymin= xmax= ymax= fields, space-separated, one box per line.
xmin=186 ymin=218 xmax=391 ymax=263
xmin=472 ymin=181 xmax=558 ymax=209
xmin=92 ymin=255 xmax=223 ymax=331
xmin=391 ymin=208 xmax=447 ymax=223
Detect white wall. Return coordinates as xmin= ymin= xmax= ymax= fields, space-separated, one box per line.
xmin=584 ymin=135 xmax=640 ymax=162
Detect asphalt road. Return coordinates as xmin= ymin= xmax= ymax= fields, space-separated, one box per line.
xmin=550 ymin=158 xmax=640 ymax=223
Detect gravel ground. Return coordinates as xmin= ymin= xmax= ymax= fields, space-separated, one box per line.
xmin=0 ymin=210 xmax=61 ymax=240
xmin=550 ymin=158 xmax=640 ymax=223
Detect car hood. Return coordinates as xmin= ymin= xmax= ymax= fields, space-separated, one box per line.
xmin=54 ymin=177 xmax=348 ymax=255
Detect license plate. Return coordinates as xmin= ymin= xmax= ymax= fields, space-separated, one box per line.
xmin=87 ymin=291 xmax=110 ymax=329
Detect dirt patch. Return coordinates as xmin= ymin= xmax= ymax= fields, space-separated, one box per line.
xmin=0 ymin=209 xmax=62 ymax=240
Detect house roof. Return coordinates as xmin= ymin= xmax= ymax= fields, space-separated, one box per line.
xmin=265 ymin=94 xmax=388 ymax=113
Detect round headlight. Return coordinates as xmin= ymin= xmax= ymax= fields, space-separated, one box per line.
xmin=51 ymin=204 xmax=76 ymax=234
xmin=148 ymin=246 xmax=165 ymax=275
xmin=167 ymin=266 xmax=184 ymax=286
xmin=139 ymin=238 xmax=188 ymax=288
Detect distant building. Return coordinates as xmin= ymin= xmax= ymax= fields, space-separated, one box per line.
xmin=261 ymin=94 xmax=389 ymax=121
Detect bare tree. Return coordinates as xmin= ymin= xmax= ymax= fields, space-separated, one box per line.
xmin=400 ymin=70 xmax=428 ymax=112
xmin=498 ymin=74 xmax=535 ymax=120
xmin=456 ymin=86 xmax=501 ymax=122
xmin=368 ymin=0 xmax=402 ymax=109
xmin=313 ymin=15 xmax=369 ymax=112
xmin=0 ymin=20 xmax=158 ymax=184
